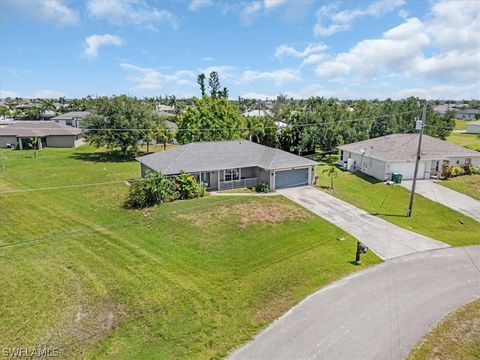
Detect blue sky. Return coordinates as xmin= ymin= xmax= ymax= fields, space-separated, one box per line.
xmin=0 ymin=0 xmax=479 ymax=100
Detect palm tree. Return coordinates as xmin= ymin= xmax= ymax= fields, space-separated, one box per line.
xmin=155 ymin=125 xmax=175 ymax=150
xmin=323 ymin=166 xmax=338 ymax=189
xmin=245 ymin=116 xmax=264 ymax=143
xmin=168 ymin=95 xmax=178 ymax=112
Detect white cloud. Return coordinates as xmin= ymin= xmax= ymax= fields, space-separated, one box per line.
xmin=275 ymin=43 xmax=327 ymax=58
xmin=301 ymin=53 xmax=327 ymax=66
xmin=120 ymin=63 xmax=195 ymax=90
xmin=239 ymin=69 xmax=301 ymax=85
xmin=200 ymin=65 xmax=238 ymax=80
xmin=33 ymin=90 xmax=66 ymax=98
xmin=84 ymin=34 xmax=123 ymax=58
xmin=240 ymin=2 xmax=262 ymax=25
xmin=264 ymin=0 xmax=287 ymax=9
xmin=314 ymin=0 xmax=405 ymax=36
xmin=0 ymin=90 xmax=19 ymax=99
xmin=6 ymin=0 xmax=79 ymax=25
xmin=201 ymin=56 xmax=215 ymax=62
xmin=391 ymin=84 xmax=480 ymax=100
xmin=188 ymin=0 xmax=213 ymax=12
xmin=240 ymin=92 xmax=277 ymax=100
xmin=87 ymin=0 xmax=178 ymax=30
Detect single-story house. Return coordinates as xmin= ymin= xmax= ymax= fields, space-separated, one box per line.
xmin=51 ymin=111 xmax=92 ymax=128
xmin=467 ymin=120 xmax=480 ymax=134
xmin=0 ymin=121 xmax=84 ymax=149
xmin=455 ymin=109 xmax=480 ymax=119
xmin=243 ymin=109 xmax=273 ymax=117
xmin=337 ymin=133 xmax=480 ymax=181
xmin=136 ymin=140 xmax=317 ymax=191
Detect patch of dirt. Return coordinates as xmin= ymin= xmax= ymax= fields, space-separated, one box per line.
xmin=252 ymin=296 xmax=295 ymax=325
xmin=178 ymin=199 xmax=310 ymax=229
xmin=35 ymin=299 xmax=126 ymax=359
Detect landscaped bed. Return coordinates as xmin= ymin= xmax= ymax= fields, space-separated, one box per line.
xmin=408 ymin=299 xmax=480 ymax=360
xmin=438 ymin=175 xmax=480 ymax=201
xmin=315 ymin=160 xmax=480 ymax=247
xmin=0 ymin=146 xmax=380 ymax=359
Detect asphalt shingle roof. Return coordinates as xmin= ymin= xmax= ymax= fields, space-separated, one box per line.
xmin=338 ymin=133 xmax=480 ymax=161
xmin=0 ymin=121 xmax=82 ymax=137
xmin=51 ymin=111 xmax=92 ymax=120
xmin=136 ymin=140 xmax=317 ymax=174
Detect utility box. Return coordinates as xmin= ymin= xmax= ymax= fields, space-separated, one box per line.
xmin=391 ymin=172 xmax=403 ymax=184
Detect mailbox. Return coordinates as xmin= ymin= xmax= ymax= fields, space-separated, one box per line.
xmin=355 ymin=241 xmax=368 ymax=264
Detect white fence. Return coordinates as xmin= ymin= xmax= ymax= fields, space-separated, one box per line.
xmin=219 ymin=177 xmax=258 ymax=190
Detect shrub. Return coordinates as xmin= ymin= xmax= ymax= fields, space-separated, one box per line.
xmin=124 ymin=171 xmax=177 ymax=209
xmin=450 ymin=166 xmax=465 ymax=177
xmin=255 ymin=181 xmax=269 ymax=193
xmin=441 ymin=164 xmax=452 ymax=178
xmin=470 ymin=166 xmax=480 ymax=175
xmin=174 ymin=172 xmax=202 ymax=200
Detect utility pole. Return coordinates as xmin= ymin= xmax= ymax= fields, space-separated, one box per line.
xmin=407 ymin=102 xmax=427 ymax=217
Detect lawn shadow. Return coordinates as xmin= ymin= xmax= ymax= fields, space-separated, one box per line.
xmin=350 ymin=171 xmax=383 ymax=184
xmin=71 ymin=150 xmax=136 ymax=163
xmin=372 ymin=212 xmax=408 ymax=218
xmin=306 ymin=152 xmax=339 ymax=165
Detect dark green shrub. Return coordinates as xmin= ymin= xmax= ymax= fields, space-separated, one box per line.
xmin=255 ymin=181 xmax=269 ymax=193
xmin=174 ymin=172 xmax=202 ymax=199
xmin=124 ymin=171 xmax=177 ymax=209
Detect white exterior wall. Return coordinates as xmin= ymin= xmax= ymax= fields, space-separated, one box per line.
xmin=46 ymin=135 xmax=77 ymax=148
xmin=0 ymin=136 xmax=17 ymax=148
xmin=447 ymin=155 xmax=480 ymax=168
xmin=467 ymin=123 xmax=480 ymax=134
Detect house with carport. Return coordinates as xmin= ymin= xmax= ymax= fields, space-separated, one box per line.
xmin=0 ymin=121 xmax=84 ymax=149
xmin=136 ymin=140 xmax=317 ymax=191
xmin=338 ymin=133 xmax=480 ymax=181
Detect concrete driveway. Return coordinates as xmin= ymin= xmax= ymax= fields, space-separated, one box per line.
xmin=229 ymin=246 xmax=480 ymax=360
xmin=279 ymin=186 xmax=448 ymax=260
xmin=401 ymin=180 xmax=480 ymax=223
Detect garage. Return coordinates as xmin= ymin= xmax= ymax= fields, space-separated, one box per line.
xmin=275 ymin=168 xmax=309 ymax=189
xmin=389 ymin=161 xmax=426 ymax=180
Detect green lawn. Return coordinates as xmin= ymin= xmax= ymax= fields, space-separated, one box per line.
xmin=447 ymin=132 xmax=480 ymax=151
xmin=315 ymin=161 xmax=480 ymax=247
xmin=438 ymin=175 xmax=480 ymax=200
xmin=408 ymin=300 xmax=480 ymax=360
xmin=0 ymin=146 xmax=380 ymax=359
xmin=454 ymin=119 xmax=468 ymax=131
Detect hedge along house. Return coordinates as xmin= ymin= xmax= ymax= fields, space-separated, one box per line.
xmin=136 ymin=140 xmax=317 ymax=191
xmin=338 ymin=133 xmax=480 ymax=181
xmin=0 ymin=121 xmax=84 ymax=149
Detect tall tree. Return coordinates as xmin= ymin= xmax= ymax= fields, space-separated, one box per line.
xmin=197 ymin=73 xmax=206 ymax=97
xmin=82 ymin=95 xmax=156 ymax=156
xmin=208 ymin=71 xmax=220 ymax=98
xmin=176 ymin=97 xmax=245 ymax=144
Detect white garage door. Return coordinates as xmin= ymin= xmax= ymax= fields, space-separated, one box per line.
xmin=389 ymin=162 xmax=426 ymax=180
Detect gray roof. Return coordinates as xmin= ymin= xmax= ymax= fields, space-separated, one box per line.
xmin=164 ymin=120 xmax=178 ymax=131
xmin=0 ymin=121 xmax=82 ymax=137
xmin=51 ymin=111 xmax=92 ymax=120
xmin=456 ymin=109 xmax=480 ymax=115
xmin=338 ymin=133 xmax=480 ymax=161
xmin=243 ymin=109 xmax=273 ymax=117
xmin=136 ymin=140 xmax=317 ymax=174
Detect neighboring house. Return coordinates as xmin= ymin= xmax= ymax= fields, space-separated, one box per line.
xmin=455 ymin=109 xmax=480 ymax=119
xmin=156 ymin=104 xmax=175 ymax=112
xmin=136 ymin=140 xmax=317 ymax=191
xmin=0 ymin=121 xmax=84 ymax=149
xmin=338 ymin=133 xmax=480 ymax=181
xmin=466 ymin=120 xmax=480 ymax=134
xmin=51 ymin=111 xmax=92 ymax=128
xmin=164 ymin=120 xmax=178 ymax=132
xmin=243 ymin=109 xmax=273 ymax=117
xmin=155 ymin=109 xmax=175 ymax=118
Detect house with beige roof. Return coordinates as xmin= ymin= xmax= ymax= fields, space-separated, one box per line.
xmin=338 ymin=133 xmax=480 ymax=180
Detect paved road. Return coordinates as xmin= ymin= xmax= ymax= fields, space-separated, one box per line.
xmin=279 ymin=186 xmax=448 ymax=260
xmin=401 ymin=180 xmax=480 ymax=223
xmin=230 ymin=246 xmax=480 ymax=360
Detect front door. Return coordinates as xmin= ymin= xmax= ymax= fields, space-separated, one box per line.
xmin=200 ymin=172 xmax=210 ymax=188
xmin=430 ymin=160 xmax=440 ymax=177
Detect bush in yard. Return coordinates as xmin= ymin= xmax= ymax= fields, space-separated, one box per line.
xmin=174 ymin=172 xmax=203 ymax=199
xmin=470 ymin=166 xmax=480 ymax=175
xmin=450 ymin=166 xmax=465 ymax=177
xmin=441 ymin=164 xmax=452 ymax=178
xmin=255 ymin=181 xmax=269 ymax=193
xmin=124 ymin=172 xmax=177 ymax=209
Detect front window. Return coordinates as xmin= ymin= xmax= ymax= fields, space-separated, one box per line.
xmin=224 ymin=168 xmax=240 ymax=181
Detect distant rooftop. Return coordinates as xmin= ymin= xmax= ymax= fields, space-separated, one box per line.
xmin=0 ymin=121 xmax=82 ymax=137
xmin=51 ymin=111 xmax=92 ymax=120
